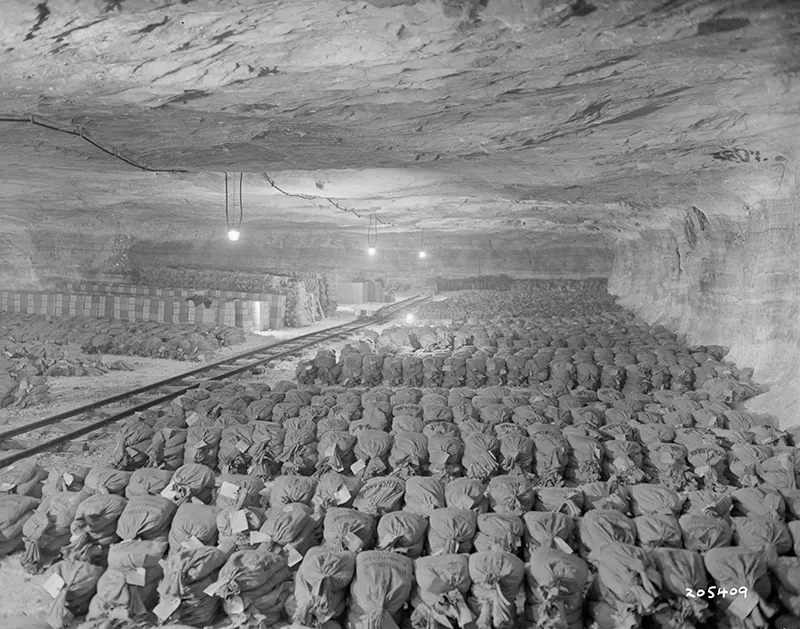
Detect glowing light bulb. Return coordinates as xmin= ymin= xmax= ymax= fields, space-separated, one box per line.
xmin=367 ymin=247 xmax=377 ymax=256
xmin=418 ymin=251 xmax=427 ymax=259
xmin=227 ymin=229 xmax=241 ymax=241
xmin=405 ymin=313 xmax=415 ymax=323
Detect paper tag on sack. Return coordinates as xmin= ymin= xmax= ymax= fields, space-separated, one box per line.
xmin=160 ymin=484 xmax=178 ymax=500
xmin=250 ymin=531 xmax=272 ymax=545
xmin=351 ymin=459 xmax=367 ymax=474
xmin=126 ymin=447 xmax=140 ymax=458
xmin=325 ymin=444 xmax=337 ymax=458
xmin=226 ymin=595 xmax=245 ymax=616
xmin=203 ymin=580 xmax=226 ymax=597
xmin=194 ymin=440 xmax=207 ymax=449
xmin=554 ymin=537 xmax=573 ymax=554
xmin=695 ymin=466 xmax=709 ymax=476
xmin=614 ymin=434 xmax=626 ymax=441
xmin=728 ymin=593 xmax=758 ymax=620
xmin=229 ymin=510 xmax=249 ymax=533
xmin=379 ymin=534 xmax=395 ymax=548
xmin=181 ymin=536 xmax=205 ymax=551
xmin=457 ymin=600 xmax=475 ymax=626
xmin=455 ymin=495 xmax=474 ymax=510
xmin=372 ymin=458 xmax=387 ymax=472
xmin=42 ymin=573 xmax=66 ymax=599
xmin=153 ymin=596 xmax=181 ymax=621
xmin=62 ymin=473 xmax=74 ymax=488
xmin=235 ymin=440 xmax=250 ymax=453
xmin=334 ymin=485 xmax=351 ymax=505
xmin=191 ymin=497 xmax=204 ymax=505
xmin=346 ymin=532 xmax=364 ymax=552
xmin=186 ymin=412 xmax=200 ymax=426
xmin=286 ymin=544 xmax=303 ymax=567
xmin=126 ymin=567 xmax=147 ymax=587
xmin=220 ymin=481 xmax=240 ymax=499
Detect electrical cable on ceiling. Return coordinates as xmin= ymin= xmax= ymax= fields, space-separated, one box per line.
xmin=0 ymin=114 xmax=188 ymax=173
xmin=262 ymin=172 xmax=395 ymax=227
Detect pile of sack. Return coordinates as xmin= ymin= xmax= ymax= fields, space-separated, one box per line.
xmin=295 ymin=324 xmax=760 ymax=405
xmin=2 ymin=448 xmax=800 ymax=629
xmin=0 ymin=312 xmax=246 ymax=362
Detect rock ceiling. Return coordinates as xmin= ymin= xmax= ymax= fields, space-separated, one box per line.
xmin=0 ymin=0 xmax=797 ymax=242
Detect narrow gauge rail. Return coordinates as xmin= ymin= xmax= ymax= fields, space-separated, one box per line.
xmin=0 ymin=294 xmax=432 ymax=468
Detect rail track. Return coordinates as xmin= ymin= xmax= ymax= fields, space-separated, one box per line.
xmin=0 ymin=294 xmax=432 ymax=468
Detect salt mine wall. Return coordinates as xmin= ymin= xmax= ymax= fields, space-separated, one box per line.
xmin=608 ymin=172 xmax=800 ymax=424
xmin=0 ymin=228 xmax=614 ymax=288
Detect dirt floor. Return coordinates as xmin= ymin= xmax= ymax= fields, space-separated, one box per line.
xmin=0 ymin=309 xmax=406 ymax=625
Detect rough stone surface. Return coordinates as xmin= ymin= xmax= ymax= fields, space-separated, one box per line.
xmin=0 ymin=0 xmax=798 ymax=418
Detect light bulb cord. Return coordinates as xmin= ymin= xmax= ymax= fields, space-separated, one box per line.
xmin=225 ymin=172 xmax=244 ymax=231
xmin=367 ymin=213 xmax=378 ymax=247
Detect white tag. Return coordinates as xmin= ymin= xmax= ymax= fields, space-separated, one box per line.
xmin=62 ymin=473 xmax=74 ymax=487
xmin=346 ymin=532 xmax=364 ymax=552
xmin=220 ymin=482 xmax=240 ymax=499
xmin=351 ymin=459 xmax=366 ymax=474
xmin=160 ymin=484 xmax=177 ymax=500
xmin=554 ymin=537 xmax=573 ymax=554
xmin=181 ymin=536 xmax=205 ymax=550
xmin=186 ymin=412 xmax=200 ymax=426
xmin=0 ymin=483 xmax=14 ymax=492
xmin=42 ymin=573 xmax=65 ymax=599
xmin=613 ymin=457 xmax=631 ymax=470
xmin=153 ymin=596 xmax=181 ymax=621
xmin=334 ymin=486 xmax=351 ymax=505
xmin=455 ymin=495 xmax=474 ymax=510
xmin=235 ymin=440 xmax=250 ymax=453
xmin=325 ymin=445 xmax=337 ymax=458
xmin=250 ymin=530 xmax=272 ymax=545
xmin=203 ymin=580 xmax=225 ymax=597
xmin=286 ymin=544 xmax=303 ymax=567
xmin=728 ymin=593 xmax=758 ymax=620
xmin=229 ymin=510 xmax=249 ymax=533
xmin=126 ymin=447 xmax=139 ymax=458
xmin=380 ymin=534 xmax=395 ymax=548
xmin=126 ymin=567 xmax=147 ymax=587
xmin=191 ymin=497 xmax=204 ymax=505
xmin=194 ymin=440 xmax=207 ymax=449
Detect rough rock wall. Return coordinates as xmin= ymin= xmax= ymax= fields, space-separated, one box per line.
xmin=127 ymin=231 xmax=613 ymax=283
xmin=608 ymin=164 xmax=800 ymax=425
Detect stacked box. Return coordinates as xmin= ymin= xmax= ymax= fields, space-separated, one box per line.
xmin=0 ymin=290 xmax=287 ymax=332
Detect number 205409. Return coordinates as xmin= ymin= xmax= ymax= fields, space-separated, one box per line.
xmin=685 ymin=586 xmax=748 ymax=599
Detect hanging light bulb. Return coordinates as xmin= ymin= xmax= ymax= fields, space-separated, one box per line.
xmin=366 ymin=213 xmax=378 ymax=257
xmin=417 ymin=229 xmax=427 ymax=259
xmin=224 ymin=172 xmax=244 ymax=242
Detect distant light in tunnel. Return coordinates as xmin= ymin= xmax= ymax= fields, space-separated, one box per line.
xmin=367 ymin=247 xmax=377 ymax=256
xmin=418 ymin=251 xmax=427 ymax=259
xmin=227 ymin=229 xmax=241 ymax=242
xmin=405 ymin=313 xmax=415 ymax=323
